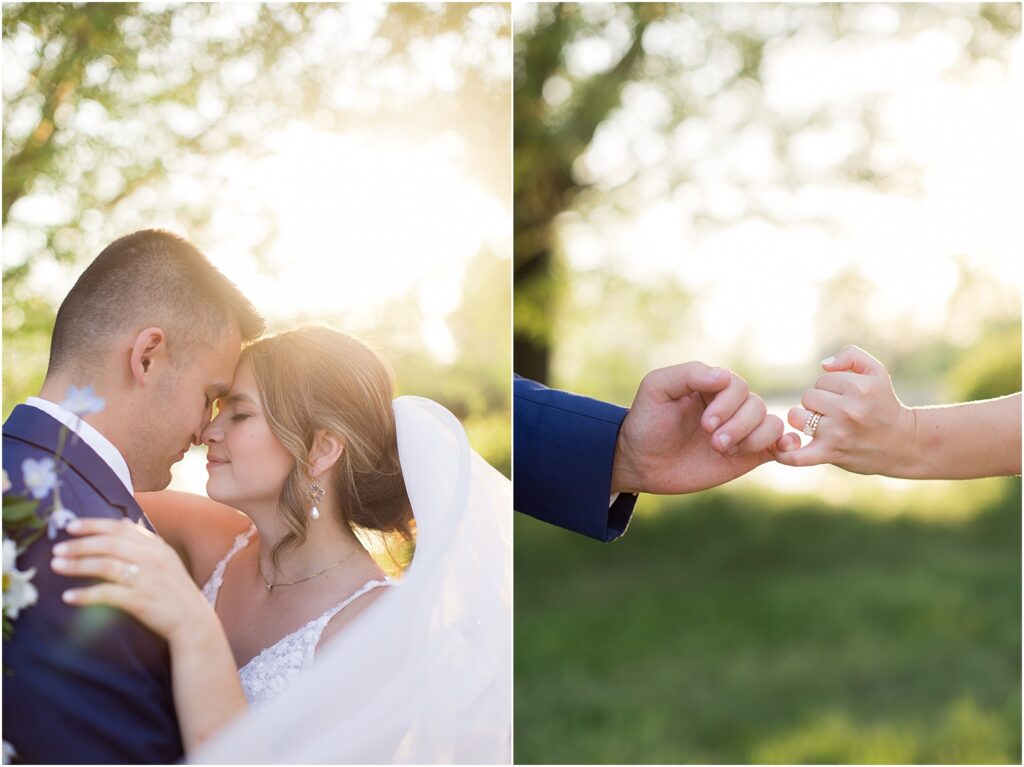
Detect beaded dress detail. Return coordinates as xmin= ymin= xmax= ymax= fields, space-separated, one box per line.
xmin=201 ymin=525 xmax=392 ymax=709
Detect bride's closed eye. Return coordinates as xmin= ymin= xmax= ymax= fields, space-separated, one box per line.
xmin=230 ymin=413 xmax=252 ymax=423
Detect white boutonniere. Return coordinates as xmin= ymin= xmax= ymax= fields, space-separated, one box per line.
xmin=2 ymin=537 xmax=38 ymax=622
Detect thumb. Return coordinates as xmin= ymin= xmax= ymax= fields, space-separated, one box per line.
xmin=773 ymin=432 xmax=803 ymax=452
xmin=820 ymin=345 xmax=885 ymax=376
xmin=640 ymin=362 xmax=732 ymax=402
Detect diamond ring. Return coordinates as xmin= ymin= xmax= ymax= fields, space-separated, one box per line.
xmin=120 ymin=561 xmax=140 ymax=586
xmin=803 ymin=411 xmax=823 ymax=437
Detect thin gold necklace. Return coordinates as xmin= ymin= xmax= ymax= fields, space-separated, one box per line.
xmin=258 ymin=548 xmax=358 ymax=593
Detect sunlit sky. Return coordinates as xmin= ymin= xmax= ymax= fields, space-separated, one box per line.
xmin=199 ymin=127 xmax=509 ymax=361
xmin=552 ymin=7 xmax=1021 ymax=369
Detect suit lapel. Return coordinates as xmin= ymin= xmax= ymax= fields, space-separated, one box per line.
xmin=3 ymin=404 xmax=145 ymax=524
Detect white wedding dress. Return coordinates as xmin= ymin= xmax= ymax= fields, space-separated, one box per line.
xmin=200 ymin=525 xmax=394 ymax=709
xmin=191 ymin=396 xmax=512 ymax=764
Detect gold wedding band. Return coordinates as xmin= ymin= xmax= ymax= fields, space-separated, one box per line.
xmin=121 ymin=561 xmax=140 ymax=586
xmin=803 ymin=411 xmax=823 ymax=437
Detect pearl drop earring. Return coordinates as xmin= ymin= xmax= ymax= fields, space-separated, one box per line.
xmin=309 ymin=480 xmax=325 ymax=521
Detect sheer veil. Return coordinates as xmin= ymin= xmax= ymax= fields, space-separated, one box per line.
xmin=192 ymin=396 xmax=512 ymax=764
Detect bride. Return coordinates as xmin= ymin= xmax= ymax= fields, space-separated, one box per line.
xmin=50 ymin=325 xmax=511 ymax=763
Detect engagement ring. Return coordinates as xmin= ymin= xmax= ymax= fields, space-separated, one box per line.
xmin=121 ymin=561 xmax=140 ymax=586
xmin=803 ymin=411 xmax=823 ymax=437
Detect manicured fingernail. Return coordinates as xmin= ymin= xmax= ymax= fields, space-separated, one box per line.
xmin=67 ymin=519 xmax=81 ymax=532
xmin=62 ymin=590 xmax=77 ymax=603
xmin=718 ymin=433 xmax=732 ymax=448
xmin=51 ymin=557 xmax=67 ymax=569
xmin=53 ymin=543 xmax=69 ymax=555
xmin=708 ymin=416 xmax=721 ymax=430
xmin=710 ymin=367 xmax=726 ymax=378
xmin=821 ymin=356 xmax=836 ymax=366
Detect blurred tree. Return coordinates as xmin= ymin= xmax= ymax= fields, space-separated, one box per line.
xmin=810 ymin=258 xmax=1021 ymax=405
xmin=1 ymin=293 xmax=53 ymax=419
xmin=947 ymin=321 xmax=1022 ymax=402
xmin=514 ymin=3 xmax=669 ymax=382
xmin=444 ymin=247 xmax=512 ymax=474
xmin=3 ymin=3 xmax=508 ymax=266
xmin=376 ymin=4 xmax=511 ymax=210
xmin=2 ymin=2 xmax=510 ymax=415
xmin=3 ymin=3 xmax=325 ymax=262
xmin=391 ymin=248 xmax=512 ymax=474
xmin=814 ymin=266 xmax=890 ymax=362
xmin=513 ymin=2 xmax=1021 ymax=383
xmin=554 ymin=265 xmax=692 ymax=405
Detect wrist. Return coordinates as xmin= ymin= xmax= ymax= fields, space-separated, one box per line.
xmin=887 ymin=406 xmax=922 ymax=478
xmin=169 ymin=598 xmax=221 ymax=652
xmin=611 ymin=415 xmax=641 ymax=494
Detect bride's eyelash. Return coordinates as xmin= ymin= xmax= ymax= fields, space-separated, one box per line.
xmin=231 ymin=414 xmax=251 ymax=422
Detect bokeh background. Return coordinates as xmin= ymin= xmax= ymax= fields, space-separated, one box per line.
xmin=2 ymin=2 xmax=512 ymax=485
xmin=513 ymin=3 xmax=1020 ymax=763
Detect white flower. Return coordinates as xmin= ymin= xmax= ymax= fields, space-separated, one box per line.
xmin=59 ymin=385 xmax=106 ymax=417
xmin=20 ymin=457 xmax=57 ymax=500
xmin=3 ymin=537 xmax=38 ymax=620
xmin=47 ymin=500 xmax=78 ymax=540
xmin=2 ymin=739 xmax=16 ymax=764
xmin=2 ymin=469 xmax=10 ymax=494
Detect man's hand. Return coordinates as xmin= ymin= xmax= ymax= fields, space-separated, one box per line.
xmin=611 ymin=363 xmax=798 ymax=494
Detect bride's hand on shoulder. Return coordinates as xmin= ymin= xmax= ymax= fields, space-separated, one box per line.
xmin=51 ymin=517 xmax=217 ymax=648
xmin=772 ymin=345 xmax=914 ymax=475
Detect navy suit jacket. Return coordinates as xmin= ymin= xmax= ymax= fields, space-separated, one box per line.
xmin=2 ymin=405 xmax=184 ymax=764
xmin=514 ymin=376 xmax=638 ymax=542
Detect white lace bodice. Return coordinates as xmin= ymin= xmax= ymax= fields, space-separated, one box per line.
xmin=201 ymin=525 xmax=392 ymax=709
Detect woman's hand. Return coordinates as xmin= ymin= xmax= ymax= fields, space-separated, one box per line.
xmin=52 ymin=517 xmax=251 ymax=751
xmin=772 ymin=345 xmax=916 ymax=475
xmin=51 ymin=517 xmax=216 ymax=648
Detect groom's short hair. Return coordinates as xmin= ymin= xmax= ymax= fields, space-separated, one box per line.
xmin=47 ymin=229 xmax=264 ymax=375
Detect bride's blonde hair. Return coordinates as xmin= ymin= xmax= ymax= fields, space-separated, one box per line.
xmin=242 ymin=326 xmax=413 ymax=568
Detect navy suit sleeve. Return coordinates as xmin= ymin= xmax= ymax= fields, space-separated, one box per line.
xmin=2 ymin=443 xmax=183 ymax=764
xmin=513 ymin=375 xmax=638 ymax=541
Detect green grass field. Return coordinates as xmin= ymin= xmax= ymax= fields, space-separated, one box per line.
xmin=514 ymin=478 xmax=1021 ymax=763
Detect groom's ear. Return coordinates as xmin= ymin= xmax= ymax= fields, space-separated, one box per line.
xmin=129 ymin=327 xmax=169 ymax=386
xmin=309 ymin=429 xmax=345 ymax=477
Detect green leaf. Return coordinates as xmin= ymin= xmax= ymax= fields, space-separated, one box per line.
xmin=2 ymin=499 xmax=41 ymax=524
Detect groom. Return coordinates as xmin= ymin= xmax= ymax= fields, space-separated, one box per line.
xmin=2 ymin=230 xmax=264 ymax=764
xmin=515 ymin=365 xmax=796 ymax=541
